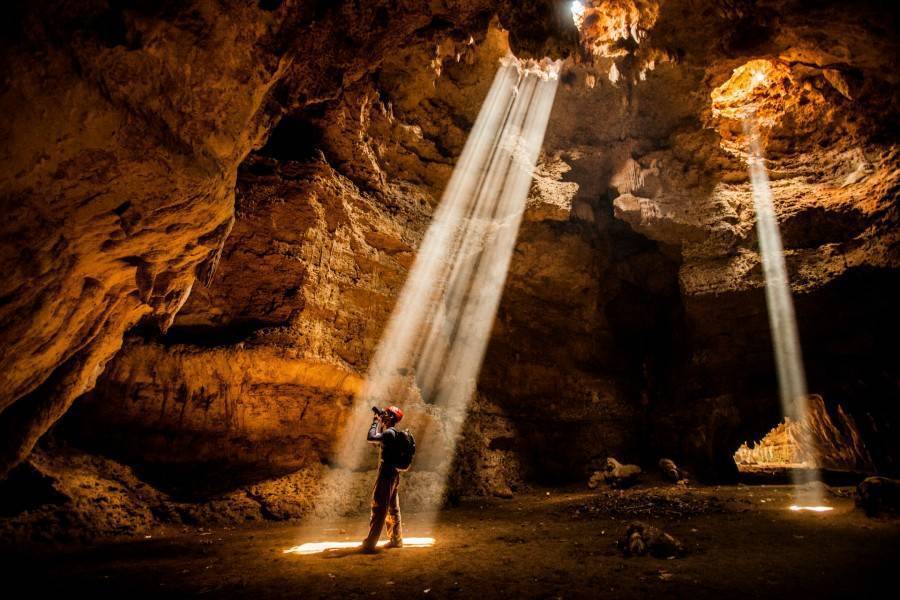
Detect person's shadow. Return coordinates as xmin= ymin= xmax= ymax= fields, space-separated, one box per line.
xmin=321 ymin=547 xmax=380 ymax=558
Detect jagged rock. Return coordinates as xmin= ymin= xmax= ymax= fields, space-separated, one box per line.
xmin=447 ymin=394 xmax=524 ymax=499
xmin=734 ymin=395 xmax=875 ymax=472
xmin=658 ymin=458 xmax=687 ymax=483
xmin=591 ymin=458 xmax=642 ymax=489
xmin=618 ymin=521 xmax=684 ymax=558
xmin=856 ymin=477 xmax=900 ymax=517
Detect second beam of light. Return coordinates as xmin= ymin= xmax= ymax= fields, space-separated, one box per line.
xmin=745 ymin=117 xmax=825 ymax=510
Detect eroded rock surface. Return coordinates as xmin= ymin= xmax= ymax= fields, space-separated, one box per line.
xmin=734 ymin=395 xmax=874 ymax=472
xmin=0 ymin=445 xmax=445 ymax=544
xmin=0 ymin=0 xmax=569 ymax=477
xmin=1 ymin=0 xmax=898 ymax=540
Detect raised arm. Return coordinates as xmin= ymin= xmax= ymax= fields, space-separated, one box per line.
xmin=367 ymin=418 xmax=382 ymax=443
xmin=367 ymin=418 xmax=397 ymax=443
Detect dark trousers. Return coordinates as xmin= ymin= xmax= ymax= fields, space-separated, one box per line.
xmin=364 ymin=464 xmax=401 ymax=547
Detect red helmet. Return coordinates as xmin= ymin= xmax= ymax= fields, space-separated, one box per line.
xmin=384 ymin=406 xmax=404 ymax=423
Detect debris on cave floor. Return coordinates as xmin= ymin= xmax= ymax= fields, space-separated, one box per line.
xmin=0 ymin=444 xmax=885 ymax=549
xmin=3 ymin=485 xmax=899 ymax=599
xmin=856 ymin=476 xmax=900 ymax=517
xmin=0 ymin=445 xmax=445 ymax=545
xmin=618 ymin=520 xmax=685 ymax=558
xmin=658 ymin=458 xmax=689 ymax=483
xmin=588 ymin=457 xmax=643 ymax=489
xmin=571 ymin=485 xmax=727 ymax=520
xmin=0 ymin=445 xmax=173 ymax=544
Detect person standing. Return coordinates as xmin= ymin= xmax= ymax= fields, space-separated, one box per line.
xmin=361 ymin=405 xmax=413 ymax=552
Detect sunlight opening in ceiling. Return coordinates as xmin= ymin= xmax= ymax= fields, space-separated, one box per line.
xmin=571 ymin=1 xmax=586 ymax=29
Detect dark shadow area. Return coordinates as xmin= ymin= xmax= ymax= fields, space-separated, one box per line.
xmin=796 ymin=267 xmax=900 ymax=476
xmin=477 ymin=188 xmax=685 ymax=487
xmin=737 ymin=466 xmax=869 ymax=487
xmin=130 ymin=460 xmax=299 ymax=503
xmin=131 ymin=319 xmax=283 ymax=347
xmin=257 ymin=111 xmax=325 ymax=163
xmin=0 ymin=461 xmax=67 ymax=517
xmin=2 ymin=489 xmax=899 ymax=598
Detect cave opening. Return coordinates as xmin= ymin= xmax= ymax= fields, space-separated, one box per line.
xmin=256 ymin=110 xmax=326 ymax=163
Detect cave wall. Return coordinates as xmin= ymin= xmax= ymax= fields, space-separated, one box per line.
xmin=0 ymin=0 xmax=287 ymax=478
xmin=0 ymin=0 xmax=580 ymax=478
xmin=62 ymin=18 xmax=690 ymax=494
xmin=613 ymin=0 xmax=900 ymax=478
xmin=62 ymin=24 xmax=527 ymax=493
xmin=2 ymin=0 xmax=898 ymax=508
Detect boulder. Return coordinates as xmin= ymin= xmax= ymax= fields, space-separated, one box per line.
xmin=589 ymin=458 xmax=642 ymax=489
xmin=856 ymin=477 xmax=900 ymax=517
xmin=658 ymin=458 xmax=687 ymax=483
xmin=618 ymin=521 xmax=684 ymax=558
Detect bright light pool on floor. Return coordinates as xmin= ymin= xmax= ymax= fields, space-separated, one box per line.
xmin=789 ymin=505 xmax=833 ymax=513
xmin=284 ymin=537 xmax=436 ymax=555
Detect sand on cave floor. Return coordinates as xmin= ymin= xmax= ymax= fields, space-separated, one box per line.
xmin=4 ymin=484 xmax=899 ymax=599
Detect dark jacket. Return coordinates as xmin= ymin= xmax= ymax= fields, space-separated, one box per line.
xmin=367 ymin=420 xmax=403 ymax=469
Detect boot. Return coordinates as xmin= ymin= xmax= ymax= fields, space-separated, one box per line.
xmin=384 ymin=537 xmax=403 ymax=549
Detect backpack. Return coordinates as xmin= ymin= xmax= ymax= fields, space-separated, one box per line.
xmin=393 ymin=429 xmax=416 ymax=471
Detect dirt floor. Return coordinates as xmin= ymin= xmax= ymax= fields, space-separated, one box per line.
xmin=4 ymin=484 xmax=899 ymax=599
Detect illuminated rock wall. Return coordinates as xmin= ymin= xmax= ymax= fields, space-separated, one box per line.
xmin=735 ymin=396 xmax=875 ymax=472
xmin=1 ymin=2 xmax=898 ymax=526
xmin=0 ymin=0 xmax=577 ymax=478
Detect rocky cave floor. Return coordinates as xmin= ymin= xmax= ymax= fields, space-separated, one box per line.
xmin=4 ymin=482 xmax=899 ymax=599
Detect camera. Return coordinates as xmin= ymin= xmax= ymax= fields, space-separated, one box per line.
xmin=372 ymin=406 xmax=386 ymax=417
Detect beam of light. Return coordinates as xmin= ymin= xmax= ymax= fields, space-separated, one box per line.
xmin=744 ymin=117 xmax=823 ymax=508
xmin=310 ymin=56 xmax=560 ymax=530
xmin=283 ymin=537 xmax=436 ymax=555
xmin=788 ymin=505 xmax=833 ymax=513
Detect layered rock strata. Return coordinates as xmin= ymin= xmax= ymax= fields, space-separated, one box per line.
xmin=1 ymin=2 xmax=897 ymax=529
xmin=0 ymin=0 xmax=579 ymax=477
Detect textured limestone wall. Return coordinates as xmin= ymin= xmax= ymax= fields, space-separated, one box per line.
xmin=0 ymin=0 xmax=578 ymax=477
xmin=1 ymin=3 xmax=898 ymax=539
xmin=734 ymin=395 xmax=874 ymax=471
xmin=66 ymin=1 xmax=900 ymax=491
xmin=61 ymin=29 xmax=524 ymax=493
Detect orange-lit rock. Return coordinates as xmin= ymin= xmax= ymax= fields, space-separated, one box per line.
xmin=65 ymin=30 xmax=522 ymax=488
xmin=575 ymin=0 xmax=661 ymax=56
xmin=0 ymin=0 xmax=515 ymax=477
xmin=711 ymin=59 xmax=795 ymax=124
xmin=0 ymin=1 xmax=898 ymax=542
xmin=735 ymin=395 xmax=874 ymax=472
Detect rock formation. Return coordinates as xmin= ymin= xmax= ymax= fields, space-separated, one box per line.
xmin=1 ymin=0 xmax=898 ymax=539
xmin=619 ymin=520 xmax=684 ymax=558
xmin=734 ymin=395 xmax=874 ymax=472
xmin=0 ymin=0 xmax=575 ymax=478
